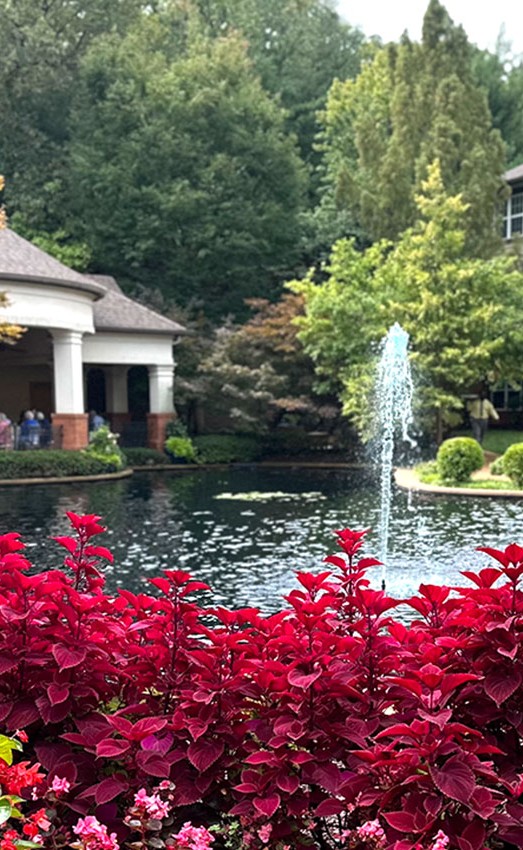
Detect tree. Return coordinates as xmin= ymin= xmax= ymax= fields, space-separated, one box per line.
xmin=0 ymin=0 xmax=145 ymax=233
xmin=318 ymin=0 xmax=506 ymax=257
xmin=471 ymin=40 xmax=523 ymax=168
xmin=173 ymin=294 xmax=333 ymax=433
xmin=290 ymin=161 xmax=523 ymax=441
xmin=173 ymin=0 xmax=365 ymax=174
xmin=0 ymin=175 xmax=25 ymax=344
xmin=66 ymin=22 xmax=306 ymax=317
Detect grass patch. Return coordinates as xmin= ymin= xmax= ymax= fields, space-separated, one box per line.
xmin=453 ymin=429 xmax=523 ymax=455
xmin=416 ymin=462 xmax=517 ymax=490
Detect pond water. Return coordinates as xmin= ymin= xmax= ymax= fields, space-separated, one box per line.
xmin=1 ymin=467 xmax=522 ymax=610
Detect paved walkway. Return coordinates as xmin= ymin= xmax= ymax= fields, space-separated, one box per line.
xmin=395 ymin=453 xmax=523 ymax=499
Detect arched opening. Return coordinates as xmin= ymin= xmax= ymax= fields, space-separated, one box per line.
xmin=86 ymin=368 xmax=106 ymax=416
xmin=127 ymin=366 xmax=150 ymax=420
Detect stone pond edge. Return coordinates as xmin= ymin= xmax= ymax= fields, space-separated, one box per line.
xmin=0 ymin=460 xmax=368 ymax=486
xmin=395 ymin=466 xmax=523 ymax=499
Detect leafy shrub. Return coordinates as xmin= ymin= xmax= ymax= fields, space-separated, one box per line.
xmin=0 ymin=450 xmax=120 ymax=479
xmin=85 ymin=425 xmax=126 ymax=471
xmin=124 ymin=447 xmax=167 ymax=466
xmin=261 ymin=427 xmax=317 ymax=457
xmin=6 ymin=516 xmax=523 ymax=848
xmin=490 ymin=455 xmax=505 ymax=476
xmin=165 ymin=418 xmax=189 ymax=439
xmin=501 ymin=441 xmax=523 ymax=487
xmin=436 ymin=436 xmax=484 ymax=483
xmin=164 ymin=435 xmax=196 ymax=461
xmin=193 ymin=434 xmax=262 ymax=463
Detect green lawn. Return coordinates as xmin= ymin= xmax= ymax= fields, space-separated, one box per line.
xmin=453 ymin=429 xmax=523 ymax=455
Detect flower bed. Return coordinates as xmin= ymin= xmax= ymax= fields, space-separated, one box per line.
xmin=1 ymin=516 xmax=523 ymax=849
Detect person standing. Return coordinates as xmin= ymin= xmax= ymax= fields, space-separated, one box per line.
xmin=467 ymin=391 xmax=499 ymax=445
xmin=19 ymin=410 xmax=41 ymax=449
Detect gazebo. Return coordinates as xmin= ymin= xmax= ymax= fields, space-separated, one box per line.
xmin=0 ymin=228 xmax=185 ymax=450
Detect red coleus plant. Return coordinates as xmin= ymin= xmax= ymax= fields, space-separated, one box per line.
xmin=2 ymin=518 xmax=523 ymax=850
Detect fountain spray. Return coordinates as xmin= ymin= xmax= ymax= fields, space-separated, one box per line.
xmin=375 ymin=324 xmax=414 ymax=588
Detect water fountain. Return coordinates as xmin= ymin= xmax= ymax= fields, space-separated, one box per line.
xmin=374 ymin=323 xmax=414 ymax=587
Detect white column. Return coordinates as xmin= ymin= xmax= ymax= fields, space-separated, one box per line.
xmin=106 ymin=366 xmax=129 ymax=413
xmin=148 ymin=364 xmax=174 ymax=413
xmin=51 ymin=330 xmax=84 ymax=413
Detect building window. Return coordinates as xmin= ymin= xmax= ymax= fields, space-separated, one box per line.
xmin=503 ymin=186 xmax=523 ymax=238
xmin=491 ymin=383 xmax=523 ymax=411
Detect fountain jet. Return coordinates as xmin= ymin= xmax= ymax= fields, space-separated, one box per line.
xmin=375 ymin=323 xmax=414 ymax=585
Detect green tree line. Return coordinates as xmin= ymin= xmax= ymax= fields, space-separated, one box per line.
xmin=2 ymin=0 xmax=523 ymax=440
xmin=1 ymin=0 xmax=521 ymax=319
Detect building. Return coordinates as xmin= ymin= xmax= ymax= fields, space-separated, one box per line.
xmin=503 ymin=162 xmax=523 ymax=241
xmin=0 ymin=228 xmax=185 ymax=450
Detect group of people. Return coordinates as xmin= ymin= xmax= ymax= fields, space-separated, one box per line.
xmin=0 ymin=410 xmax=52 ymax=450
xmin=0 ymin=409 xmax=107 ymax=451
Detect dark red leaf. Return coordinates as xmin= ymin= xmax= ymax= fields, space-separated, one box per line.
xmin=52 ymin=645 xmax=87 ymax=669
xmin=93 ymin=776 xmax=128 ymax=804
xmin=484 ymin=669 xmax=521 ymax=706
xmin=253 ymin=794 xmax=280 ymax=818
xmin=430 ymin=757 xmax=475 ymax=804
xmin=187 ymin=738 xmax=224 ymax=772
xmin=96 ymin=739 xmax=131 ymax=758
xmin=382 ymin=811 xmax=416 ymax=832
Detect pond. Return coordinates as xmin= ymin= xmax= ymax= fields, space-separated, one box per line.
xmin=1 ymin=467 xmax=522 ymax=610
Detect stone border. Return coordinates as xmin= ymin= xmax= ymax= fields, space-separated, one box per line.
xmin=0 ymin=459 xmax=367 ymax=486
xmin=0 ymin=468 xmax=134 ymax=487
xmin=395 ymin=467 xmax=523 ymax=499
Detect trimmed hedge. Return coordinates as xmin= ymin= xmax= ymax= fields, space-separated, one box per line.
xmin=501 ymin=442 xmax=523 ymax=487
xmin=436 ymin=436 xmax=484 ymax=484
xmin=262 ymin=428 xmax=322 ymax=457
xmin=124 ymin=447 xmax=167 ymax=466
xmin=193 ymin=434 xmax=262 ymax=464
xmin=0 ymin=450 xmax=124 ymax=480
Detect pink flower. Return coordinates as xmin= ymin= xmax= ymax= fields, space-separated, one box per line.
xmin=51 ymin=775 xmax=71 ymax=795
xmin=73 ymin=816 xmax=119 ymax=850
xmin=170 ymin=822 xmax=214 ymax=850
xmin=431 ymin=831 xmax=450 ymax=850
xmin=257 ymin=823 xmax=272 ymax=844
xmin=133 ymin=789 xmax=170 ymax=820
xmin=356 ymin=819 xmax=386 ymax=847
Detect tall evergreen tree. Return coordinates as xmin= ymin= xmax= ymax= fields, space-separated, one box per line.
xmin=319 ymin=0 xmax=506 ymax=256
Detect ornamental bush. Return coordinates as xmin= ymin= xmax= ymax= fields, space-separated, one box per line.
xmin=490 ymin=455 xmax=505 ymax=476
xmin=436 ymin=436 xmax=484 ymax=483
xmin=4 ymin=516 xmax=523 ymax=849
xmin=501 ymin=442 xmax=523 ymax=487
xmin=0 ymin=450 xmax=121 ymax=479
xmin=164 ymin=436 xmax=196 ymax=462
xmin=124 ymin=447 xmax=168 ymax=467
xmin=85 ymin=425 xmax=126 ymax=471
xmin=193 ymin=434 xmax=262 ymax=464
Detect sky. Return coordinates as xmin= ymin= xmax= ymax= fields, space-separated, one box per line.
xmin=335 ymin=0 xmax=523 ymax=58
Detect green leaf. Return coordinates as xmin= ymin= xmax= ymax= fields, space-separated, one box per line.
xmin=0 ymin=797 xmax=13 ymax=825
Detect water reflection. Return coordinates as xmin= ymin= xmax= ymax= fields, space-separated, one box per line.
xmin=0 ymin=469 xmax=522 ymax=610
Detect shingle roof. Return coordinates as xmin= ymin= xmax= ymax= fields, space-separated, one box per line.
xmin=0 ymin=228 xmax=185 ymax=336
xmin=504 ymin=163 xmax=523 ymax=184
xmin=0 ymin=228 xmax=105 ymax=296
xmin=87 ymin=275 xmax=185 ymax=336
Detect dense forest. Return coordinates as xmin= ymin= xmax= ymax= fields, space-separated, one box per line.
xmin=1 ymin=0 xmax=523 ymax=437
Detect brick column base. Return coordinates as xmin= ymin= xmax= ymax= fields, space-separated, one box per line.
xmin=147 ymin=413 xmax=174 ymax=451
xmin=52 ymin=413 xmax=89 ymax=450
